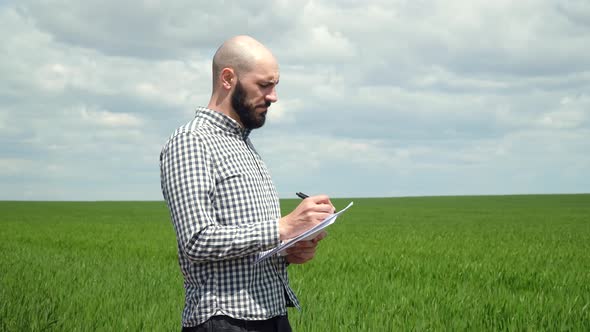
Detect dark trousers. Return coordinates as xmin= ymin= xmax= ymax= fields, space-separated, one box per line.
xmin=182 ymin=315 xmax=292 ymax=332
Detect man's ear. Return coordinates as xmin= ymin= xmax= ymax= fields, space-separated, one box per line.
xmin=220 ymin=68 xmax=235 ymax=91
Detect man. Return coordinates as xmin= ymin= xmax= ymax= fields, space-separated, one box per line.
xmin=160 ymin=35 xmax=335 ymax=331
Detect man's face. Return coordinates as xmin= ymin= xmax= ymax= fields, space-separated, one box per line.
xmin=231 ymin=79 xmax=270 ymax=129
xmin=229 ymin=57 xmax=279 ymax=130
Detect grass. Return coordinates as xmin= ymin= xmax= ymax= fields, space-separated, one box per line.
xmin=0 ymin=202 xmax=181 ymax=331
xmin=1 ymin=195 xmax=589 ymax=331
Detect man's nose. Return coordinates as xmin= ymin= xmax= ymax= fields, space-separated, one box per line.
xmin=266 ymin=88 xmax=278 ymax=103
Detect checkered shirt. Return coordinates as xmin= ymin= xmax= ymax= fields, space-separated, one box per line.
xmin=160 ymin=107 xmax=299 ymax=327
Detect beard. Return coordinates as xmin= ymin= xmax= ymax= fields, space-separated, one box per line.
xmin=231 ymin=80 xmax=270 ymax=129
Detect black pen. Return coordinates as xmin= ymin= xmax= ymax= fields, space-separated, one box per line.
xmin=296 ymin=192 xmax=309 ymax=199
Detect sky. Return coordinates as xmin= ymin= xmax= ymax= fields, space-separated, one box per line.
xmin=1 ymin=0 xmax=589 ymax=201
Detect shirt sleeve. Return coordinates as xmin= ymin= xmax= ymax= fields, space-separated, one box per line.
xmin=160 ymin=131 xmax=280 ymax=262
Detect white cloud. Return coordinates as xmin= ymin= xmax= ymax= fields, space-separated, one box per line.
xmin=1 ymin=0 xmax=589 ymax=200
xmin=539 ymin=94 xmax=590 ymax=129
xmin=78 ymin=106 xmax=143 ymax=127
xmin=18 ymin=0 xmax=307 ymax=58
xmin=280 ymin=24 xmax=357 ymax=62
xmin=0 ymin=158 xmax=37 ymax=176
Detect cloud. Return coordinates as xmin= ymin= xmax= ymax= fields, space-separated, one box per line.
xmin=0 ymin=158 xmax=37 ymax=176
xmin=77 ymin=105 xmax=143 ymax=127
xmin=1 ymin=0 xmax=589 ymax=200
xmin=18 ymin=0 xmax=306 ymax=59
xmin=556 ymin=0 xmax=590 ymax=28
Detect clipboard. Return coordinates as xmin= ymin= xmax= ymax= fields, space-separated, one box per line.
xmin=255 ymin=201 xmax=354 ymax=264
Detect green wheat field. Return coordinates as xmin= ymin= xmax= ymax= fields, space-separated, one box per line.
xmin=1 ymin=194 xmax=589 ymax=331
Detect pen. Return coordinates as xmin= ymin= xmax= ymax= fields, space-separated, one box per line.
xmin=296 ymin=192 xmax=309 ymax=199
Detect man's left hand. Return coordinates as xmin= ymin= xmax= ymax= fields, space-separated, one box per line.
xmin=285 ymin=231 xmax=327 ymax=264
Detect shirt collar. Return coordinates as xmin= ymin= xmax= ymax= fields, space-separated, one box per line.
xmin=195 ymin=106 xmax=252 ymax=139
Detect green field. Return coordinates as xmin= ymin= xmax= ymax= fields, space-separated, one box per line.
xmin=1 ymin=195 xmax=589 ymax=331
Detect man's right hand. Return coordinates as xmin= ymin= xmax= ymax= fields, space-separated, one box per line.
xmin=278 ymin=195 xmax=335 ymax=241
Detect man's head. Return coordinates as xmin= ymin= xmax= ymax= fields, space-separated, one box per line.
xmin=208 ymin=35 xmax=280 ymax=129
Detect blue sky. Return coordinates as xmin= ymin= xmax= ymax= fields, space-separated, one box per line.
xmin=1 ymin=0 xmax=589 ymax=200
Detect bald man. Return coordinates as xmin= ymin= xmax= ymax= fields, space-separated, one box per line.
xmin=160 ymin=36 xmax=335 ymax=331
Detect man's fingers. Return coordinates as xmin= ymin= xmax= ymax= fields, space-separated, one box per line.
xmin=307 ymin=194 xmax=331 ymax=204
xmin=313 ymin=231 xmax=327 ymax=242
xmin=286 ymin=243 xmax=316 ymax=254
xmin=285 ymin=230 xmax=328 ymax=264
xmin=302 ymin=202 xmax=333 ymax=214
xmin=286 ymin=249 xmax=315 ymax=262
xmin=306 ymin=195 xmax=335 ymax=213
xmin=286 ymin=253 xmax=312 ymax=264
xmin=280 ymin=194 xmax=335 ymax=241
xmin=311 ymin=212 xmax=332 ymax=223
xmin=295 ymin=240 xmax=317 ymax=248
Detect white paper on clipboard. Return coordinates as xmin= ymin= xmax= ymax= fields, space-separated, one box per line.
xmin=255 ymin=201 xmax=354 ymax=264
